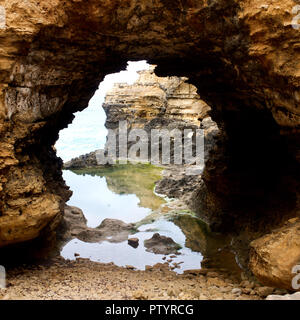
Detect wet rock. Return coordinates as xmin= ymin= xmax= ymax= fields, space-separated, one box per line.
xmin=144 ymin=233 xmax=181 ymax=255
xmin=81 ymin=219 xmax=137 ymax=243
xmin=128 ymin=238 xmax=139 ymax=249
xmin=64 ymin=205 xmax=87 ymax=224
xmin=98 ymin=219 xmax=136 ymax=236
xmin=155 ymin=174 xmax=204 ymax=201
xmin=56 ymin=205 xmax=87 ymax=242
xmin=59 ymin=208 xmax=137 ymax=244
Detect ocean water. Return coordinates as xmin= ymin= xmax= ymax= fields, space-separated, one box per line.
xmin=55 ymin=61 xmax=150 ymax=162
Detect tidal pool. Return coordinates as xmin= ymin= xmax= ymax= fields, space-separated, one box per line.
xmin=61 ymin=164 xmax=204 ymax=273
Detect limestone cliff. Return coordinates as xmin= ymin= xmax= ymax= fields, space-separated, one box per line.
xmin=104 ymin=65 xmax=210 ymax=130
xmin=65 ymin=66 xmax=217 ymax=168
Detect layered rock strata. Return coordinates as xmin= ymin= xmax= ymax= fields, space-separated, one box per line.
xmin=0 ymin=0 xmax=298 ymax=290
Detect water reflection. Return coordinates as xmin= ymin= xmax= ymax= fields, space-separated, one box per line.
xmin=61 ymin=165 xmax=203 ymax=272
xmin=63 ymin=165 xmax=165 ymax=227
xmin=61 ymin=164 xmax=242 ymax=275
xmin=62 ymin=220 xmax=203 ymax=273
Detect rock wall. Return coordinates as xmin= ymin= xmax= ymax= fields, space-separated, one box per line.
xmin=104 ymin=65 xmax=210 ymax=129
xmin=0 ymin=1 xmax=299 ymax=289
xmin=103 ymin=66 xmax=216 ymax=161
xmin=65 ymin=66 xmax=217 ymax=168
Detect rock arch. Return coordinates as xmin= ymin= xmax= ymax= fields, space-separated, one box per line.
xmin=0 ymin=0 xmax=299 ymax=256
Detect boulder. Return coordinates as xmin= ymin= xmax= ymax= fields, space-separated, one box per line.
xmin=144 ymin=233 xmax=181 ymax=255
xmin=249 ymin=218 xmax=300 ymax=290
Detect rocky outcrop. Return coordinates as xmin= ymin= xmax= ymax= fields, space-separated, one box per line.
xmin=104 ymin=65 xmax=210 ymax=130
xmin=103 ymin=66 xmax=217 ymax=164
xmin=64 ymin=67 xmax=216 ymax=168
xmin=144 ymin=233 xmax=181 ymax=255
xmin=59 ymin=205 xmax=137 ymax=244
xmin=0 ymin=1 xmax=298 ymax=287
xmin=64 ymin=151 xmax=99 ymax=169
xmin=249 ymin=218 xmax=300 ymax=290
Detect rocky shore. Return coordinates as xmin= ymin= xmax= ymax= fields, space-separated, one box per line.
xmin=61 ymin=68 xmax=300 ymax=293
xmin=0 ymin=0 xmax=299 ymax=299
xmin=0 ymin=255 xmax=280 ymax=301
xmin=0 ymin=201 xmax=292 ymax=300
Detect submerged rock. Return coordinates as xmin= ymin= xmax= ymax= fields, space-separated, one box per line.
xmin=144 ymin=233 xmax=181 ymax=255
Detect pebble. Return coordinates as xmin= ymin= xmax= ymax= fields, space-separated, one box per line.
xmin=0 ymin=256 xmax=266 ymax=301
xmin=128 ymin=238 xmax=139 ymax=248
xmin=256 ymin=286 xmax=274 ymax=297
xmin=231 ymin=288 xmax=242 ymax=296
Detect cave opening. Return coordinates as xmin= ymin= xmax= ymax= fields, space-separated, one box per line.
xmin=53 ymin=60 xmax=233 ymax=274
xmin=1 ymin=54 xmax=298 ymax=285
xmin=0 ymin=0 xmax=299 ymax=294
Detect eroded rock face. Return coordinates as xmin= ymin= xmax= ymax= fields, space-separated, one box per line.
xmin=104 ymin=66 xmax=210 ymax=130
xmin=64 ymin=151 xmax=99 ymax=169
xmin=103 ymin=66 xmax=218 ymax=166
xmin=64 ymin=67 xmax=215 ymax=168
xmin=249 ymin=218 xmax=300 ymax=290
xmin=0 ymin=1 xmax=299 ymax=254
